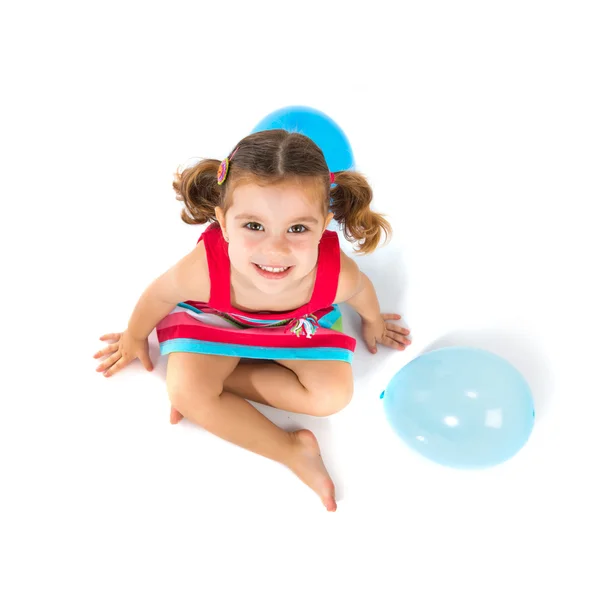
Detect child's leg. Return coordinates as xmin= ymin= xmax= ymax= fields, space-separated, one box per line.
xmin=226 ymin=359 xmax=354 ymax=415
xmin=167 ymin=352 xmax=337 ymax=511
xmin=171 ymin=359 xmax=353 ymax=420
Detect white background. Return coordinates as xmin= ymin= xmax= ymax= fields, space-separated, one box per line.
xmin=2 ymin=1 xmax=599 ymax=598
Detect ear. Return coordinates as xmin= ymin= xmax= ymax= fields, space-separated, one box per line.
xmin=215 ymin=207 xmax=227 ymax=236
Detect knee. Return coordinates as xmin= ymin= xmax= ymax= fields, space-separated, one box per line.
xmin=308 ymin=379 xmax=354 ymax=417
xmin=167 ymin=379 xmax=218 ymax=421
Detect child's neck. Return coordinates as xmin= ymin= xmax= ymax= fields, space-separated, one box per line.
xmin=229 ymin=266 xmax=317 ymax=314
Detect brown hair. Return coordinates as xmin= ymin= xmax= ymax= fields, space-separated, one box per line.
xmin=173 ymin=129 xmax=391 ymax=254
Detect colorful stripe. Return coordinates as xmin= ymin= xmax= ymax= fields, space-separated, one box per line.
xmin=159 ymin=339 xmax=353 ymax=362
xmin=317 ymin=307 xmax=343 ymax=329
xmin=157 ymin=322 xmax=356 ymax=350
xmin=156 ymin=302 xmax=356 ymax=363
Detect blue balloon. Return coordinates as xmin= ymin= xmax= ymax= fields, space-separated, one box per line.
xmin=382 ymin=347 xmax=535 ymax=469
xmin=251 ymin=105 xmax=355 ymax=173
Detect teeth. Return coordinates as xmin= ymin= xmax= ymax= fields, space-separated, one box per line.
xmin=257 ymin=265 xmax=289 ymax=273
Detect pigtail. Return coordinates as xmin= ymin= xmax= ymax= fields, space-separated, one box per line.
xmin=173 ymin=158 xmax=222 ymax=225
xmin=329 ymin=171 xmax=392 ymax=254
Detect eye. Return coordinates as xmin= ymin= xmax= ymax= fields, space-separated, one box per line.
xmin=289 ymin=224 xmax=307 ymax=234
xmin=244 ymin=222 xmax=264 ymax=231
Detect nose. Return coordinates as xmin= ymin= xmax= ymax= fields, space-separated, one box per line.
xmin=262 ymin=234 xmax=291 ymax=257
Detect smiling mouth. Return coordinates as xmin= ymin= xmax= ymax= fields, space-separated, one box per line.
xmin=252 ymin=263 xmax=294 ymax=279
xmin=255 ymin=264 xmax=290 ymax=273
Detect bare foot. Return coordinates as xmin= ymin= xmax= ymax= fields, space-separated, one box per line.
xmin=287 ymin=429 xmax=336 ymax=512
xmin=170 ymin=406 xmax=184 ymax=424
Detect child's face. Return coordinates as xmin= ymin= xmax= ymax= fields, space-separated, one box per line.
xmin=216 ymin=180 xmax=332 ymax=295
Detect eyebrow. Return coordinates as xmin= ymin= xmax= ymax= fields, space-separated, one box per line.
xmin=234 ymin=213 xmax=320 ymax=224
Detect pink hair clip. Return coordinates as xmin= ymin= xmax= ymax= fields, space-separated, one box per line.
xmin=330 ymin=172 xmax=336 ymax=184
xmin=217 ymin=158 xmax=229 ymax=185
xmin=217 ymin=146 xmax=240 ymax=186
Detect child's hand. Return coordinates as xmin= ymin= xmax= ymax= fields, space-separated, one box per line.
xmin=93 ymin=330 xmax=154 ymax=377
xmin=361 ymin=313 xmax=411 ymax=354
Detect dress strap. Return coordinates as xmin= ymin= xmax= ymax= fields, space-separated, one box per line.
xmin=198 ymin=224 xmax=230 ymax=312
xmin=307 ymin=230 xmax=340 ymax=313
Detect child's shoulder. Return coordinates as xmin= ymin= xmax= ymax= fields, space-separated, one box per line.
xmin=167 ymin=238 xmax=210 ymax=303
xmin=334 ymin=250 xmax=362 ymax=304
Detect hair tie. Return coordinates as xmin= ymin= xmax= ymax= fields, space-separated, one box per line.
xmin=330 ymin=172 xmax=336 ymax=184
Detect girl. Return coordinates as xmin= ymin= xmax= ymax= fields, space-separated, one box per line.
xmin=94 ymin=130 xmax=411 ymax=511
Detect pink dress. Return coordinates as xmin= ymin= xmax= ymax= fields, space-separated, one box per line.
xmin=156 ymin=224 xmax=356 ymax=362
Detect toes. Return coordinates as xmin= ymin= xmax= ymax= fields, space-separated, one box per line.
xmin=170 ymin=407 xmax=184 ymax=424
xmin=322 ymin=481 xmax=337 ymax=512
xmin=325 ymin=496 xmax=337 ymax=512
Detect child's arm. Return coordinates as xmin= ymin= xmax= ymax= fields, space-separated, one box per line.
xmin=335 ymin=253 xmax=380 ymax=324
xmin=335 ymin=252 xmax=411 ymax=353
xmin=95 ymin=242 xmax=210 ymax=377
xmin=127 ymin=241 xmax=210 ymax=340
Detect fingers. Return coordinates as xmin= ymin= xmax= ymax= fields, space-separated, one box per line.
xmin=94 ymin=334 xmax=153 ymax=376
xmin=385 ymin=331 xmax=411 ymax=348
xmin=381 ymin=335 xmax=408 ymax=351
xmin=139 ymin=351 xmax=154 ymax=372
xmin=365 ymin=336 xmax=378 ymax=354
xmin=96 ymin=350 xmax=122 ymax=374
xmin=99 ymin=333 xmax=122 ymax=342
xmin=385 ymin=322 xmax=411 ymax=336
xmin=381 ymin=313 xmax=402 ymax=321
xmin=382 ymin=315 xmax=411 ymax=347
xmin=103 ymin=356 xmax=129 ymax=378
xmin=93 ymin=343 xmax=118 ymax=359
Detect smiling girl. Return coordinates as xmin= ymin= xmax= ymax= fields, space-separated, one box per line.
xmin=94 ymin=130 xmax=411 ymax=511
